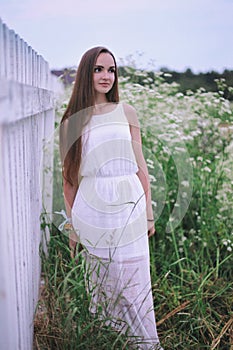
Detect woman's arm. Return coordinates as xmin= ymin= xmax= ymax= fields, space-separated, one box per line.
xmin=63 ymin=179 xmax=78 ymax=218
xmin=123 ymin=103 xmax=155 ymax=237
xmin=63 ymin=179 xmax=79 ymax=257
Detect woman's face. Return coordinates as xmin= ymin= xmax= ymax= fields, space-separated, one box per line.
xmin=93 ymin=52 xmax=116 ymax=96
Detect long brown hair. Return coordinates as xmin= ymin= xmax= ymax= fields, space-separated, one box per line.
xmin=60 ymin=46 xmax=119 ymax=187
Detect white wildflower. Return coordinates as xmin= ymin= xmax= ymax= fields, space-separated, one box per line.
xmin=149 ymin=174 xmax=156 ymax=182
xmin=181 ymin=181 xmax=189 ymax=187
xmin=202 ymin=166 xmax=211 ymax=173
xmin=147 ymin=162 xmax=154 ymax=169
xmin=189 ymin=229 xmax=196 ymax=234
xmin=181 ymin=236 xmax=187 ymax=243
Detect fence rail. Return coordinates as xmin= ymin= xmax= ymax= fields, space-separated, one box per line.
xmin=0 ymin=18 xmax=57 ymax=350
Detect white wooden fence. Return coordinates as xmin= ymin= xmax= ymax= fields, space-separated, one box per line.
xmin=0 ymin=19 xmax=58 ymax=349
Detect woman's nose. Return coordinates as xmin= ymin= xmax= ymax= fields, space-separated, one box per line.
xmin=102 ymin=70 xmax=110 ymax=79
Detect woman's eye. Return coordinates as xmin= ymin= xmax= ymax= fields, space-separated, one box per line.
xmin=94 ymin=67 xmax=102 ymax=73
xmin=94 ymin=67 xmax=115 ymax=73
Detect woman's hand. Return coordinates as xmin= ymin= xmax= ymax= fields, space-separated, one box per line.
xmin=69 ymin=240 xmax=77 ymax=259
xmin=148 ymin=221 xmax=156 ymax=237
xmin=69 ymin=231 xmax=78 ymax=259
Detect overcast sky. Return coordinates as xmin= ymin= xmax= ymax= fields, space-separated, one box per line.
xmin=1 ymin=0 xmax=233 ymax=72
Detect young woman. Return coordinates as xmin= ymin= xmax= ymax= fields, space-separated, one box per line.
xmin=60 ymin=46 xmax=163 ymax=349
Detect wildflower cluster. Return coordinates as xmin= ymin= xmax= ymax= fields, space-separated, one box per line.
xmin=120 ymin=69 xmax=233 ymax=270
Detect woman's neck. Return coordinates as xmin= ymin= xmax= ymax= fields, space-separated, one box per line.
xmin=94 ymin=93 xmax=108 ymax=105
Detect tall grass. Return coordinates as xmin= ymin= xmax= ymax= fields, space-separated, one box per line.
xmin=34 ymin=68 xmax=233 ymax=349
xmin=34 ymin=228 xmax=139 ymax=349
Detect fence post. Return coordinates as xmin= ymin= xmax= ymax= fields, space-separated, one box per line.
xmin=0 ymin=18 xmax=60 ymax=350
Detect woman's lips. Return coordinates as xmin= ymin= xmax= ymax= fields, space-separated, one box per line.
xmin=99 ymin=83 xmax=109 ymax=87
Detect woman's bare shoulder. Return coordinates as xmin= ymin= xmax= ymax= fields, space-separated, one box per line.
xmin=122 ymin=102 xmax=140 ymax=127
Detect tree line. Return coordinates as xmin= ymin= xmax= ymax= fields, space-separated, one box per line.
xmin=118 ymin=66 xmax=233 ymax=100
xmin=52 ymin=67 xmax=233 ymax=100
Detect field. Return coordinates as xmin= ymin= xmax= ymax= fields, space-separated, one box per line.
xmin=34 ymin=69 xmax=233 ymax=349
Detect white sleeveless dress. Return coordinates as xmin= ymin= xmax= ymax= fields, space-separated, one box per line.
xmin=71 ymin=103 xmax=162 ymax=349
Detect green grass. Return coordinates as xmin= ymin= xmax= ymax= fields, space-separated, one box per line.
xmin=34 ymin=224 xmax=232 ymax=349
xmin=34 ymin=227 xmax=150 ymax=350
xmin=35 ymin=69 xmax=233 ymax=349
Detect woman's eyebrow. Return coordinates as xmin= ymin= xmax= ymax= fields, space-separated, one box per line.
xmin=94 ymin=64 xmax=115 ymax=68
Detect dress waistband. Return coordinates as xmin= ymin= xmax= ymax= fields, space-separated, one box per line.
xmin=81 ymin=173 xmax=138 ymax=179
